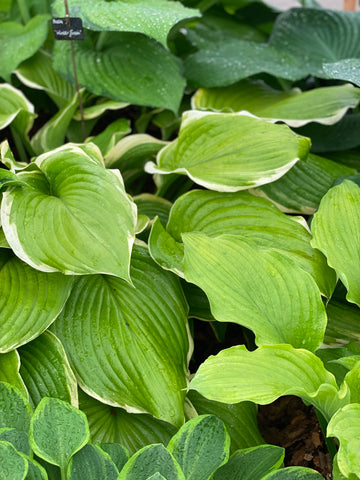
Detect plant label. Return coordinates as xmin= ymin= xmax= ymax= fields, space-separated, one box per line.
xmin=51 ymin=17 xmax=84 ymax=40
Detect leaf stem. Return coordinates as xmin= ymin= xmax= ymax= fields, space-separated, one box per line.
xmin=60 ymin=466 xmax=67 ymax=480
xmin=16 ymin=0 xmax=31 ymax=24
xmin=96 ymin=31 xmax=109 ymax=51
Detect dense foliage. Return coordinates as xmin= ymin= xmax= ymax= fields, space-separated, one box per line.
xmin=1 ymin=0 xmax=360 ymax=478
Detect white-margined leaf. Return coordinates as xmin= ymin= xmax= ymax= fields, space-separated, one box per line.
xmin=0 ymin=83 xmax=35 ymax=135
xmin=146 ymin=111 xmax=310 ymax=192
xmin=0 ymin=351 xmax=27 ymax=398
xmin=51 ymin=244 xmax=190 ymax=427
xmin=183 ymin=233 xmax=327 ymax=351
xmin=1 ymin=144 xmax=137 ymax=280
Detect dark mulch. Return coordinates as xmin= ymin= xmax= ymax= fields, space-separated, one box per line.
xmin=258 ymin=396 xmax=333 ymax=479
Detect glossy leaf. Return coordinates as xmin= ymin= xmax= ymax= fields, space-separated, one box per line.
xmin=325 ymin=300 xmax=360 ymax=346
xmin=0 ymin=83 xmax=35 ymax=135
xmin=1 ymin=144 xmax=137 ymax=280
xmin=0 ymin=350 xmax=27 ymax=398
xmin=0 ymin=15 xmax=49 ymax=82
xmin=0 ymin=249 xmax=72 ymax=352
xmin=18 ymin=331 xmax=78 ymax=408
xmin=0 ymin=441 xmax=28 ymax=480
xmin=190 ymin=344 xmax=345 ymax=421
xmin=30 ymin=397 xmax=90 ymax=470
xmin=146 ymin=111 xmax=310 ymax=192
xmin=51 ymin=244 xmax=190 ymax=427
xmin=192 ymin=81 xmax=360 ymax=127
xmin=183 ymin=233 xmax=326 ymax=351
xmin=53 ymin=34 xmax=185 ymax=113
xmin=68 ymin=444 xmax=119 ymax=480
xmin=51 ymin=0 xmax=200 ymax=47
xmin=118 ymin=444 xmax=185 ymax=480
xmin=323 ymin=59 xmax=360 ymax=87
xmin=168 ymin=415 xmax=230 ymax=480
xmin=79 ymin=390 xmax=176 ymax=456
xmin=213 ymin=445 xmax=284 ymax=480
xmin=311 ymin=180 xmax=360 ymax=306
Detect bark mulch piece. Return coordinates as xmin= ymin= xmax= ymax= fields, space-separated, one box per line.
xmin=257 ymin=395 xmax=333 ymax=479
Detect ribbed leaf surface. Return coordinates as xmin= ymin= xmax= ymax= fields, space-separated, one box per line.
xmin=323 ymin=59 xmax=360 ymax=87
xmin=0 ymin=351 xmax=27 ymax=398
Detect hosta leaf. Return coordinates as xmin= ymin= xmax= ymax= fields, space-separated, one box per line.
xmin=189 ymin=344 xmax=345 ymax=421
xmin=168 ymin=415 xmax=230 ymax=480
xmin=51 ymin=244 xmax=190 ymax=427
xmin=98 ymin=443 xmax=129 ymax=473
xmin=30 ymin=397 xmax=90 ymax=470
xmin=161 ymin=189 xmax=335 ymax=296
xmin=0 ymin=15 xmax=49 ymax=82
xmin=79 ymin=389 xmax=176 ymax=455
xmin=0 ymin=83 xmax=35 ymax=135
xmin=323 ymin=59 xmax=360 ymax=87
xmin=25 ymin=457 xmax=48 ymax=480
xmin=0 ymin=382 xmax=32 ymax=434
xmin=52 ymin=0 xmax=200 ymax=47
xmin=269 ymin=9 xmax=360 ymax=80
xmin=0 ymin=249 xmax=72 ymax=352
xmin=0 ymin=428 xmax=30 ymax=456
xmin=53 ymin=33 xmax=185 ymax=113
xmin=1 ymin=144 xmax=136 ymax=279
xmin=325 ymin=300 xmax=360 ymax=346
xmin=18 ymin=331 xmax=78 ymax=408
xmin=118 ymin=444 xmax=185 ymax=480
xmin=311 ymin=180 xmax=360 ymax=306
xmin=0 ymin=350 xmax=27 ymax=398
xmin=332 ymin=453 xmax=360 ymax=480
xmin=134 ymin=195 xmax=172 ymax=228
xmin=187 ymin=391 xmax=263 ymax=452
xmin=192 ymin=81 xmax=360 ymax=127
xmin=15 ymin=50 xmax=75 ymax=109
xmin=146 ymin=111 xmax=310 ymax=192
xmin=183 ymin=233 xmax=326 ymax=351
xmin=87 ymin=118 xmax=131 ymax=157
xmin=327 ymin=404 xmax=360 ymax=478
xmin=213 ymin=445 xmax=284 ymax=480
xmin=262 ymin=467 xmax=325 ymax=479
xmin=68 ymin=444 xmax=119 ymax=480
xmin=253 ymin=154 xmax=355 ymax=215
xmin=0 ymin=441 xmax=28 ymax=480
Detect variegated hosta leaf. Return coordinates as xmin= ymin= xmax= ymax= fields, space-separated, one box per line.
xmin=311 ymin=180 xmax=360 ymax=306
xmin=67 ymin=444 xmax=119 ymax=480
xmin=325 ymin=300 xmax=360 ymax=346
xmin=192 ymin=81 xmax=360 ymax=127
xmin=145 ymin=111 xmax=310 ymax=192
xmin=0 ymin=441 xmax=28 ymax=480
xmin=262 ymin=467 xmax=325 ymax=479
xmin=18 ymin=331 xmax=78 ymax=408
xmin=0 ymin=15 xmax=49 ymax=82
xmin=323 ymin=59 xmax=360 ymax=87
xmin=134 ymin=194 xmax=172 ymax=228
xmin=1 ymin=144 xmax=137 ymax=280
xmin=51 ymin=244 xmax=190 ymax=427
xmin=252 ymin=153 xmax=356 ymax=215
xmin=51 ymin=0 xmax=200 ymax=48
xmin=0 ymin=83 xmax=35 ymax=135
xmin=327 ymin=404 xmax=360 ymax=478
xmin=53 ymin=33 xmax=185 ymax=114
xmin=87 ymin=118 xmax=131 ymax=157
xmin=0 ymin=249 xmax=72 ymax=353
xmin=0 ymin=382 xmax=32 ymax=434
xmin=157 ymin=189 xmax=335 ymax=296
xmin=0 ymin=351 xmax=27 ymax=398
xmin=79 ymin=389 xmax=176 ymax=455
xmin=183 ymin=233 xmax=327 ymax=351
xmin=190 ymin=344 xmax=346 ymax=422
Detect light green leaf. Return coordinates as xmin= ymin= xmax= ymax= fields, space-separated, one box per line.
xmin=0 ymin=350 xmax=27 ymax=399
xmin=323 ymin=59 xmax=360 ymax=87
xmin=213 ymin=445 xmax=284 ymax=480
xmin=19 ymin=331 xmax=78 ymax=408
xmin=146 ymin=111 xmax=310 ymax=192
xmin=53 ymin=34 xmax=185 ymax=113
xmin=183 ymin=233 xmax=326 ymax=351
xmin=167 ymin=415 xmax=230 ymax=480
xmin=74 ymin=99 xmax=129 ymax=121
xmin=51 ymin=244 xmax=190 ymax=427
xmin=0 ymin=382 xmax=32 ymax=434
xmin=161 ymin=189 xmax=335 ymax=296
xmin=68 ymin=444 xmax=119 ymax=480
xmin=0 ymin=441 xmax=28 ymax=480
xmin=87 ymin=118 xmax=131 ymax=157
xmin=51 ymin=0 xmax=200 ymax=47
xmin=79 ymin=389 xmax=176 ymax=456
xmin=1 ymin=144 xmax=137 ymax=280
xmin=146 ymin=475 xmax=167 ymax=480
xmin=0 ymin=140 xmax=28 ymax=173
xmin=134 ymin=195 xmax=172 ymax=228
xmin=192 ymin=81 xmax=360 ymax=127
xmin=15 ymin=50 xmax=75 ymax=109
xmin=0 ymin=83 xmax=35 ymax=135
xmin=190 ymin=344 xmax=346 ymax=421
xmin=327 ymin=404 xmax=360 ymax=478
xmin=187 ymin=391 xmax=263 ymax=452
xmin=311 ymin=180 xmax=360 ymax=306
xmin=0 ymin=15 xmax=49 ymax=82
xmin=0 ymin=168 xmax=28 ymax=191
xmin=98 ymin=443 xmax=129 ymax=473
xmin=253 ymin=153 xmax=356 ymax=215
xmin=30 ymin=397 xmax=90 ymax=470
xmin=0 ymin=249 xmax=73 ymax=352
xmin=149 ymin=218 xmax=184 ymax=277
xmin=118 ymin=444 xmax=185 ymax=480
xmin=262 ymin=467 xmax=325 ymax=479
